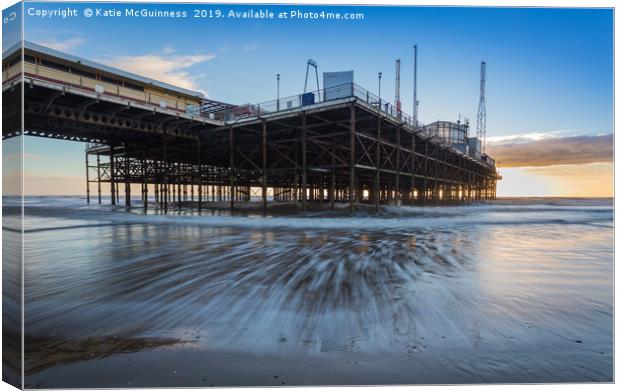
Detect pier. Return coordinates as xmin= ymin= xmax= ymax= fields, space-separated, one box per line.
xmin=3 ymin=42 xmax=499 ymax=212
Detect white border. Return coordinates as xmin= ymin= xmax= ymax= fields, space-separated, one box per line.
xmin=0 ymin=1 xmax=616 ymax=391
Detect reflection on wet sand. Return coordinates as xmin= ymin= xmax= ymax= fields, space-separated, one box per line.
xmin=25 ymin=335 xmax=184 ymax=375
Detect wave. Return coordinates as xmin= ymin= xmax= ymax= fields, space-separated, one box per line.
xmin=13 ymin=199 xmax=613 ymax=234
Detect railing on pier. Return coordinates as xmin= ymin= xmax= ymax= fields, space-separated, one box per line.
xmin=219 ymin=82 xmax=423 ymax=126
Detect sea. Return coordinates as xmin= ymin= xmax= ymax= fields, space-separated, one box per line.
xmin=2 ymin=196 xmax=614 ymax=387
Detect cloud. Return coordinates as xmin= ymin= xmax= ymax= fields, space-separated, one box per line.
xmin=486 ymin=133 xmax=613 ymax=167
xmin=100 ymin=49 xmax=216 ymax=92
xmin=37 ymin=37 xmax=84 ymax=51
xmin=486 ymin=130 xmax=570 ymax=145
xmin=244 ymin=44 xmax=259 ymax=52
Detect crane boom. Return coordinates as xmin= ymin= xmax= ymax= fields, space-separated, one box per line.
xmin=304 ymin=59 xmax=320 ymax=94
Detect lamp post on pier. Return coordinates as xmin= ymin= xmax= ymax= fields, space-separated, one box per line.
xmin=276 ymin=73 xmax=281 ymax=111
xmin=378 ymin=72 xmax=382 ymax=109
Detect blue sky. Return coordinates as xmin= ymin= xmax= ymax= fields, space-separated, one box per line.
xmin=22 ymin=2 xmax=613 ymax=135
xmin=8 ymin=2 xmax=615 ymax=196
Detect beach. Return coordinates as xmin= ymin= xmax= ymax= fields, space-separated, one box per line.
xmin=5 ymin=197 xmax=612 ymax=387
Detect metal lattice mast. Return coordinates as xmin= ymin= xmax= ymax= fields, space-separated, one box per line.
xmin=476 ymin=61 xmax=487 ymax=153
xmin=395 ymin=59 xmax=401 ymax=114
xmin=413 ymin=45 xmax=418 ymax=126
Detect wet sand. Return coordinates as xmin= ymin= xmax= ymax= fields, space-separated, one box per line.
xmin=26 ymin=336 xmax=612 ymax=387
xmin=9 ymin=197 xmax=613 ymax=387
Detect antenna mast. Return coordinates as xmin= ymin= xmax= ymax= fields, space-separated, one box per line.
xmin=476 ymin=61 xmax=487 ymax=153
xmin=395 ymin=59 xmax=401 ymax=117
xmin=413 ymin=45 xmax=418 ymax=126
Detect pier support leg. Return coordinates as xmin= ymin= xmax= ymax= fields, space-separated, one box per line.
xmin=96 ymin=153 xmax=102 ymax=204
xmin=110 ymin=145 xmax=116 ymax=206
xmin=301 ymin=113 xmax=307 ymax=211
xmin=142 ymin=157 xmax=148 ymax=210
xmin=85 ymin=151 xmax=90 ymax=204
xmin=163 ymin=134 xmax=168 ymax=213
xmin=294 ymin=146 xmax=299 ymax=203
xmin=124 ymin=146 xmax=131 ymax=208
xmin=433 ymin=152 xmax=440 ymax=204
xmin=177 ymin=164 xmax=182 ymax=208
xmin=410 ymin=131 xmax=416 ymax=205
xmin=262 ymin=120 xmax=268 ymax=212
xmin=349 ymin=103 xmax=356 ymax=214
xmin=229 ymin=126 xmax=235 ymax=212
xmin=395 ymin=126 xmax=401 ymax=205
xmin=374 ymin=116 xmax=381 ymax=212
xmin=197 ymin=142 xmax=202 ymax=211
xmin=218 ymin=170 xmax=222 ymax=202
xmin=330 ymin=140 xmax=336 ymax=210
xmin=423 ymin=143 xmax=428 ymax=206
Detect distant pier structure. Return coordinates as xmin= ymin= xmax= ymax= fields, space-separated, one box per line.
xmin=3 ymin=42 xmax=499 ymax=212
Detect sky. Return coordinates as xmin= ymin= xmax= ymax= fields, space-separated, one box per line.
xmin=4 ymin=1 xmax=614 ymax=196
